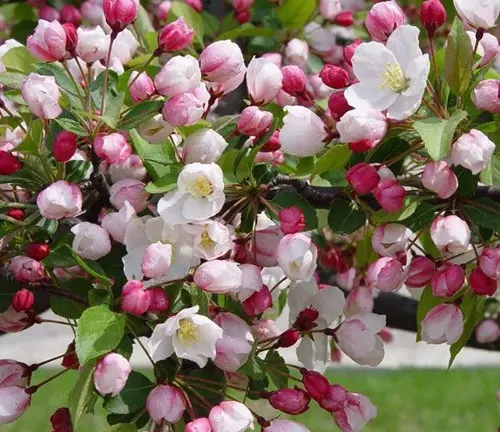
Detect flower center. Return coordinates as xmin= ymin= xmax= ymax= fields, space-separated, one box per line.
xmin=380 ymin=63 xmax=409 ymax=93
xmin=189 ymin=176 xmax=213 ymax=198
xmin=200 ymin=230 xmax=216 ymax=249
xmin=177 ymin=319 xmax=200 ymax=345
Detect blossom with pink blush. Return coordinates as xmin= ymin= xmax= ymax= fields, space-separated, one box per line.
xmin=141 ymin=242 xmax=172 ymax=279
xmin=373 ymin=180 xmax=407 ymax=213
xmin=237 ymin=106 xmax=272 ymax=136
xmin=262 ymin=52 xmax=282 ymax=67
xmin=121 ymin=280 xmax=151 ymax=315
xmin=431 ymin=263 xmax=465 ymax=297
xmin=22 ymin=73 xmax=62 ymax=119
xmin=194 ymin=260 xmax=242 ymax=294
xmin=243 ymin=285 xmax=272 ymax=316
xmin=0 ymin=307 xmax=29 ymax=333
xmin=265 ymin=388 xmax=311 ymax=415
xmin=468 ymin=32 xmax=499 ymax=67
xmin=103 ymin=0 xmax=139 ymax=32
xmin=337 ymin=108 xmax=387 ymax=153
xmin=277 ymin=233 xmax=317 ymax=280
xmin=158 ymin=17 xmax=194 ymax=52
xmin=93 ymin=353 xmax=131 ymax=397
xmin=71 ymin=222 xmax=111 ymax=260
xmin=281 ymin=65 xmax=306 ymax=96
xmin=365 ymin=0 xmax=406 ymax=42
xmin=328 ymin=90 xmax=352 ymax=121
xmin=251 ymin=319 xmax=279 ymax=341
xmin=263 ymin=420 xmax=310 ymax=432
xmin=422 ymin=161 xmax=458 ymax=199
xmin=0 ymin=386 xmax=30 ymax=425
xmin=109 ymin=179 xmax=149 ymax=212
xmin=209 ymin=401 xmax=254 ymax=432
xmin=279 ymin=207 xmax=305 ymax=234
xmin=366 ymin=257 xmax=404 ymax=292
xmin=146 ymin=384 xmax=186 ymax=424
xmin=472 ymin=80 xmax=500 ymax=114
xmin=479 ymin=248 xmax=500 ymax=280
xmin=162 ymin=84 xmax=210 ymax=126
xmin=154 ymin=54 xmax=201 ymax=98
xmin=76 ymin=26 xmax=108 ymax=63
xmin=0 ymin=360 xmax=28 ymax=388
xmin=430 ymin=215 xmax=470 ymax=255
xmin=475 ymin=319 xmax=500 ymax=344
xmin=109 ymin=154 xmax=147 ymax=183
xmin=345 ymin=287 xmax=374 ymax=316
xmin=185 ymin=418 xmax=212 ymax=432
xmin=93 ymin=133 xmax=131 ymax=164
xmin=252 ymin=225 xmax=281 ymax=267
xmin=346 ymin=163 xmax=380 ymax=195
xmin=372 ymin=223 xmax=412 ymax=257
xmin=333 ymin=392 xmax=377 ymax=432
xmin=8 ymin=256 xmax=44 ymax=282
xmin=454 ymin=0 xmax=500 ymax=30
xmin=128 ymin=71 xmax=155 ymax=102
xmin=246 ymin=57 xmax=283 ymax=105
xmin=148 ymin=288 xmax=170 ymax=314
xmin=27 ymin=20 xmax=66 ymax=62
xmin=451 ymin=129 xmax=495 ymax=175
xmin=284 ymin=38 xmax=309 ymax=66
xmin=470 ymin=267 xmax=497 ymax=296
xmin=421 ymin=303 xmax=463 ymax=344
xmin=406 ymin=256 xmax=436 ymax=288
xmin=200 ymin=40 xmax=245 ymax=83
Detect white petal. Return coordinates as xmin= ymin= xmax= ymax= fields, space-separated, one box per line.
xmin=386 ymin=25 xmax=423 ymax=72
xmin=345 ymin=80 xmax=398 ymax=111
xmin=352 ymin=42 xmax=397 ymax=82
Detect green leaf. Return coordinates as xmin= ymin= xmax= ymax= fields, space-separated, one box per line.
xmin=371 ymin=196 xmax=421 ymax=225
xmin=328 ymin=198 xmax=366 ymax=234
xmin=218 ymin=24 xmax=276 ymax=40
xmin=145 ymin=164 xmax=182 ymax=193
xmin=170 ymin=1 xmax=205 ymax=46
xmin=239 ymin=354 xmax=266 ymax=381
xmin=51 ymin=279 xmax=92 ymax=319
xmin=68 ymin=362 xmax=96 ymax=427
xmin=118 ymin=100 xmax=164 ymax=130
xmin=356 ymin=228 xmax=378 ymax=268
xmin=264 ymin=351 xmax=289 ymax=389
xmin=313 ymin=145 xmax=352 ymax=175
xmin=416 ymin=286 xmax=447 ymax=341
xmin=55 ymin=117 xmax=88 ymax=136
xmin=1 ymin=47 xmax=37 ymax=74
xmin=454 ymin=166 xmax=478 ymax=197
xmin=0 ymin=71 xmax=27 ymax=89
xmin=271 ymin=190 xmax=318 ymax=230
xmin=462 ymin=198 xmax=500 ymax=230
xmin=480 ymin=153 xmax=500 ymax=185
xmin=414 ymin=110 xmax=468 ymax=161
xmin=218 ymin=148 xmax=251 ymax=183
xmin=278 ymin=0 xmax=317 ymax=29
xmin=15 ymin=119 xmax=43 ymax=154
xmin=176 ymin=121 xmax=212 ymax=138
xmin=69 ymin=246 xmax=113 ymax=285
xmin=75 ymin=306 xmax=126 ymax=364
xmin=104 ymin=371 xmax=154 ymax=415
xmin=402 ymin=202 xmax=439 ymax=231
xmin=103 ymin=425 xmax=138 ymax=432
xmin=445 ymin=18 xmax=473 ymax=96
xmin=135 ymin=5 xmax=155 ymax=52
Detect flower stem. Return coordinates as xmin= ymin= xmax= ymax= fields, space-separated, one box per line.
xmin=100 ymin=31 xmax=118 ymax=115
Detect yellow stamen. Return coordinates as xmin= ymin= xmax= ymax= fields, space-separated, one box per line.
xmin=189 ymin=176 xmax=213 ymax=198
xmin=380 ymin=63 xmax=409 ymax=93
xmin=177 ymin=319 xmax=200 ymax=345
xmin=200 ymin=231 xmax=215 ymax=249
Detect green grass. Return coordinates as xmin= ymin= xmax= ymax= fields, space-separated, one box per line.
xmin=3 ymin=368 xmax=499 ymax=432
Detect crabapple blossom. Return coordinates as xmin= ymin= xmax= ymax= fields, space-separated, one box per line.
xmin=265 ymin=388 xmax=311 ymax=415
xmin=37 ymin=181 xmax=82 ymax=220
xmin=0 ymin=360 xmax=28 ymax=388
xmin=431 ymin=263 xmax=465 ymax=297
xmin=472 ymin=80 xmax=500 ymax=114
xmin=60 ymin=5 xmax=81 ymax=26
xmin=372 ymin=223 xmax=412 ymax=257
xmin=141 ymin=242 xmax=173 ymax=279
xmin=346 ymin=25 xmax=430 ymax=120
xmin=346 ymin=163 xmax=380 ymax=195
xmin=281 ymin=65 xmax=307 ymax=96
xmin=263 ymin=420 xmax=310 ymax=432
xmin=365 ymin=0 xmax=406 ymax=42
xmin=27 ymin=20 xmax=66 ymax=62
xmin=406 ymin=257 xmax=436 ymax=288
xmin=237 ymin=106 xmax=273 ymax=136
xmin=158 ymin=17 xmax=194 ymax=52
xmin=121 ymin=280 xmax=151 ymax=315
xmin=0 ymin=307 xmax=29 ymax=333
xmin=470 ymin=267 xmax=498 ymax=296
xmin=320 ymin=64 xmax=350 ymax=89
xmin=451 ymin=129 xmax=495 ymax=175
xmin=93 ymin=133 xmax=131 ymax=165
xmin=109 ymin=179 xmax=149 ymax=212
xmin=154 ymin=55 xmax=201 ymax=97
xmin=318 ymin=384 xmax=348 ymax=412
xmin=52 ymin=131 xmax=77 ymax=162
xmin=479 ymin=248 xmax=500 ymax=280
xmin=422 ymin=161 xmax=458 ymax=199
xmin=209 ymin=401 xmax=254 ymax=432
xmin=475 ymin=319 xmax=500 ymax=344
xmin=8 ymin=256 xmax=44 ymax=282
xmin=182 ymin=220 xmax=233 ymax=260
xmin=93 ymin=353 xmax=131 ymax=397
xmin=284 ymin=38 xmax=309 ymax=66
xmin=343 ymin=38 xmax=362 ymax=66
xmin=128 ymin=72 xmax=155 ymax=102
xmin=110 ymin=29 xmax=139 ymax=64
xmin=103 ymin=0 xmax=139 ymax=32
xmin=421 ymin=303 xmax=463 ymax=344
xmin=185 ymin=418 xmax=211 ymax=432
xmin=307 ymin=73 xmax=333 ymax=100
xmin=138 ymin=114 xmax=174 ymax=144
xmin=101 ymin=201 xmax=137 ymax=243
xmin=76 ymin=26 xmax=108 ymax=63
xmin=251 ymin=319 xmax=279 ymax=341
xmin=430 ymin=215 xmax=471 ymax=254
xmin=277 ymin=233 xmax=318 ymax=280
xmin=12 ymin=289 xmax=34 ymax=313
xmin=345 ymin=287 xmax=374 ymax=316
xmin=157 ymin=2 xmax=172 ymax=21
xmin=246 ymin=56 xmax=283 ymax=105
xmin=39 ymin=5 xmax=60 ymax=21
xmin=146 ymin=384 xmax=186 ymax=424
xmin=200 ymin=40 xmax=245 ymax=83
xmin=279 ymin=207 xmax=306 ymax=234
xmin=148 ymin=288 xmax=170 ymax=314
xmin=22 ymin=73 xmax=62 ymax=119
xmin=468 ymin=32 xmax=499 ymax=66
xmin=158 ymin=162 xmax=225 ymax=225
xmin=194 ymin=260 xmax=242 ymax=294
xmin=162 ymin=83 xmax=211 ymax=126
xmin=0 ymin=387 xmax=30 ymax=425
xmin=320 ymin=0 xmax=342 ymax=21
xmin=328 ymin=90 xmax=352 ymax=120
xmin=420 ymin=0 xmax=447 ymax=36
xmin=148 ymin=306 xmax=223 ymax=367
xmin=453 ymin=0 xmax=500 ymax=30
xmin=373 ymin=179 xmax=407 ymax=213
xmin=236 ymin=264 xmax=264 ymax=302
xmin=280 ymin=106 xmax=327 ymax=156
xmin=333 ymin=392 xmax=377 ymax=432
xmin=0 ymin=151 xmax=21 ymax=175
xmin=242 ymin=285 xmax=272 ymax=316
xmin=336 ymin=108 xmax=387 ymax=152
xmin=71 ymin=222 xmax=112 ymax=260
xmin=109 ymin=154 xmax=147 ymax=183
xmin=366 ymin=257 xmax=405 ymax=292
xmin=182 ymin=129 xmax=228 ymax=164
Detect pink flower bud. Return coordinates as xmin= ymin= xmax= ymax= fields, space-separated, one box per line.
xmin=372 ymin=223 xmax=411 ymax=257
xmin=373 ymin=179 xmax=406 ymax=213
xmin=50 ymin=407 xmax=73 ymax=432
xmin=195 ymin=260 xmax=242 ymax=295
xmin=265 ymin=388 xmax=311 ymax=415
xmin=406 ymin=257 xmax=436 ymax=288
xmin=420 ymin=0 xmax=446 ymax=36
xmin=451 ymin=129 xmax=495 ymax=175
xmin=0 ymin=387 xmax=30 ymax=425
xmin=343 ymin=39 xmax=362 ymax=67
xmin=76 ymin=26 xmax=108 ymax=63
xmin=475 ymin=319 xmax=500 ymax=344
xmin=333 ymin=392 xmax=377 ymax=432
xmin=319 ymin=0 xmax=342 ymax=20
xmin=103 ymin=0 xmax=139 ymax=32
xmin=259 ymin=129 xmax=281 ymax=152
xmin=247 ymin=57 xmax=283 ymax=105
xmin=186 ymin=418 xmax=212 ymax=432
xmin=121 ymin=280 xmax=151 ymax=315
xmin=158 ymin=17 xmax=195 ymax=52
xmin=162 ymin=84 xmax=210 ymax=126
xmin=243 ymin=285 xmax=272 ymax=316
xmin=186 ymin=0 xmax=203 ymax=12
xmin=470 ymin=267 xmax=498 ymax=296
xmin=0 ymin=360 xmax=29 ymax=388
xmin=421 ymin=303 xmax=463 ymax=344
xmin=284 ymin=38 xmax=309 ymax=67
xmin=251 ymin=319 xmax=279 ymax=341
xmin=263 ymin=420 xmax=309 ymax=432
xmin=277 ymin=328 xmax=300 ymax=348
xmin=345 ymin=163 xmax=380 ymax=195
xmin=430 ymin=215 xmax=470 ymax=254
xmin=233 ymin=0 xmax=254 ymax=12
xmin=422 ymin=161 xmax=458 ymax=199
xmin=345 ymin=287 xmax=374 ymax=316
xmin=472 ymin=80 xmax=500 ymax=114
xmin=128 ymin=71 xmax=155 ymax=103
xmin=237 ymin=106 xmax=272 ymax=136
xmin=157 ymin=1 xmax=172 ymax=21
xmin=335 ymin=10 xmax=354 ymax=26
xmin=109 ymin=179 xmax=149 ymax=212
xmin=39 ymin=5 xmax=60 ymax=21
xmin=36 ymin=181 xmax=82 ymax=220
xmin=209 ymin=401 xmax=254 ymax=432
xmin=109 ymin=154 xmax=147 ymax=183
xmin=93 ymin=133 xmax=131 ymax=164
xmin=7 ymin=209 xmax=24 ymax=221
xmin=60 ymin=5 xmax=81 ymax=26
xmin=281 ymin=65 xmax=306 ymax=96
xmin=320 ymin=64 xmax=349 ymax=89
xmin=366 ymin=257 xmax=404 ymax=292
xmin=479 ymin=248 xmax=500 ymax=280
xmin=470 ymin=32 xmax=500 ymax=67
xmin=147 ymin=384 xmax=186 ymax=424
xmin=154 ymin=54 xmax=201 ymax=97
xmin=27 ymin=19 xmax=67 ymax=62
xmin=12 ymin=289 xmax=34 ymax=313
xmin=0 ymin=307 xmax=29 ymax=334
xmin=182 ymin=129 xmax=228 ymax=164
xmin=279 ymin=207 xmax=305 ymax=234
xmin=71 ymin=222 xmax=112 ymax=260
xmin=431 ymin=264 xmax=465 ymax=297
xmin=53 ymin=131 xmax=77 ymax=162
xmin=148 ymin=288 xmax=170 ymax=314
xmin=0 ymin=151 xmax=21 ymax=175
xmin=301 ymin=369 xmax=330 ymax=401
xmin=63 ymin=23 xmax=78 ymax=53
xmin=200 ymin=40 xmax=245 ymax=83
xmin=328 ymin=90 xmax=352 ymax=121
xmin=337 ymin=108 xmax=387 ymax=152
xmin=319 ymin=384 xmax=348 ymax=412
xmin=365 ymin=0 xmax=406 ymax=42
xmin=22 ymin=73 xmax=62 ymax=119
xmin=8 ymin=256 xmax=45 ymax=282
xmin=94 ymin=353 xmax=131 ymax=397
xmin=141 ymin=242 xmax=172 ymax=279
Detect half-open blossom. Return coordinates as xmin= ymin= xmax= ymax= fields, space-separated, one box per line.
xmin=346 ymin=25 xmax=429 ymax=121
xmin=93 ymin=133 xmax=131 ymax=165
xmin=366 ymin=257 xmax=405 ymax=292
xmin=182 ymin=220 xmax=233 ymax=260
xmin=182 ymin=129 xmax=228 ymax=164
xmin=8 ymin=256 xmax=44 ymax=282
xmin=162 ymin=83 xmax=210 ymax=126
xmin=372 ymin=223 xmax=412 ymax=257
xmin=37 ymin=181 xmax=82 ymax=220
xmin=472 ymin=80 xmax=500 ymax=114
xmin=194 ymin=260 xmax=242 ymax=294
xmin=277 ymin=233 xmax=317 ymax=280
xmin=185 ymin=418 xmax=211 ymax=432
xmin=27 ymin=20 xmax=66 ymax=62
xmin=475 ymin=319 xmax=500 ymax=344
xmin=109 ymin=179 xmax=149 ymax=213
xmin=93 ymin=353 xmax=131 ymax=397
xmin=373 ymin=179 xmax=406 ymax=213
xmin=365 ymin=0 xmax=406 ymax=42
xmin=431 ymin=263 xmax=465 ymax=297
xmin=109 ymin=154 xmax=147 ymax=183
xmin=148 ymin=306 xmax=223 ymax=367
xmin=76 ymin=26 xmax=108 ymax=63
xmin=453 ymin=0 xmax=500 ymax=30
xmin=0 ymin=360 xmax=28 ymax=388
xmin=345 ymin=287 xmax=374 ymax=316
xmin=101 ymin=201 xmax=136 ymax=243
xmin=337 ymin=108 xmax=387 ymax=152
xmin=479 ymin=248 xmax=500 ymax=280
xmin=22 ymin=73 xmax=62 ymax=119
xmin=129 ymin=71 xmax=155 ymax=102
xmin=333 ymin=392 xmax=377 ymax=432
xmin=468 ymin=32 xmax=499 ymax=67
xmin=406 ymin=256 xmax=436 ymax=288
xmin=430 ymin=215 xmax=470 ymax=254
xmin=421 ymin=303 xmax=463 ymax=344
xmin=451 ymin=129 xmax=495 ymax=175
xmin=242 ymin=285 xmax=272 ymax=316
xmin=246 ymin=56 xmax=283 ymax=105
xmin=71 ymin=222 xmax=112 ymax=260
xmin=237 ymin=106 xmax=273 ymax=136
xmin=154 ymin=54 xmax=201 ymax=97
xmin=209 ymin=401 xmax=254 ymax=432
xmin=0 ymin=387 xmax=30 ymax=425
xmin=146 ymin=384 xmax=186 ymax=424
xmin=422 ymin=161 xmax=458 ymax=199
xmin=0 ymin=307 xmax=29 ymax=333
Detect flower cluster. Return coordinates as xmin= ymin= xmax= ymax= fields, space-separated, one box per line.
xmin=0 ymin=0 xmax=499 ymax=430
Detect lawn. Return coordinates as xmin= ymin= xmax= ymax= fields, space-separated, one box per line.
xmin=3 ymin=368 xmax=499 ymax=432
